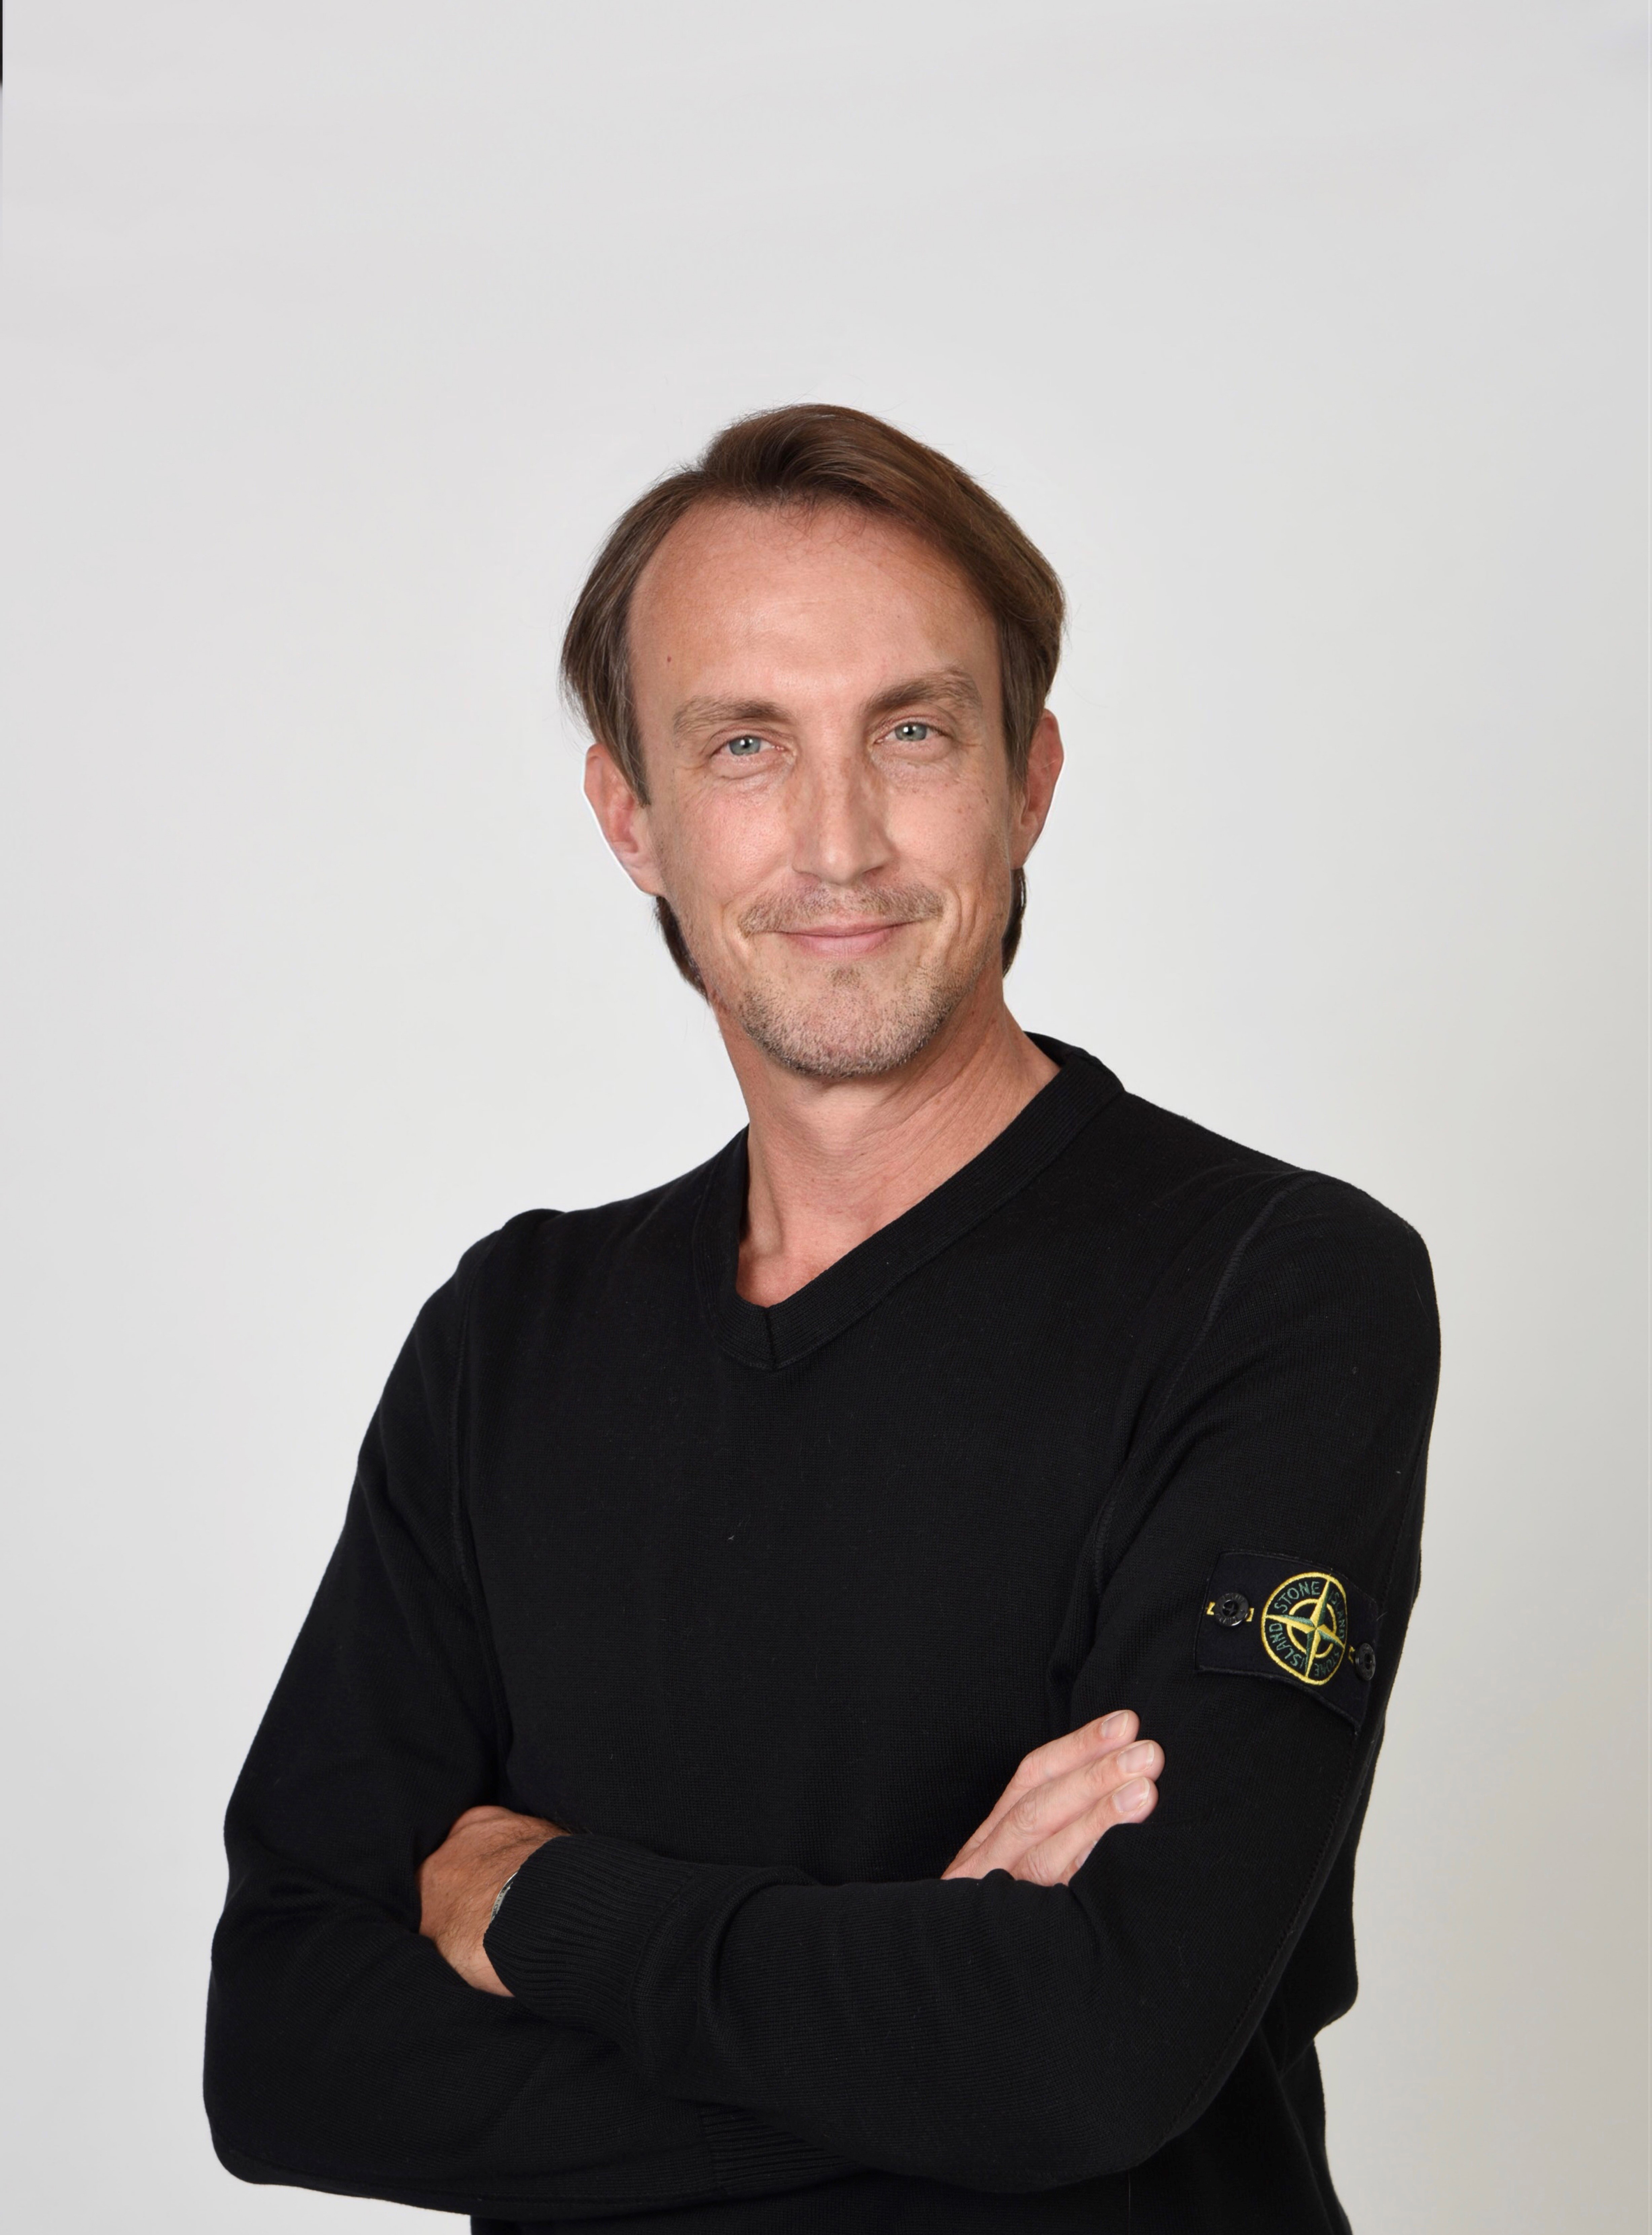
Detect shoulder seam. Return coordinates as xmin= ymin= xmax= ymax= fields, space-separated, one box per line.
xmin=1181 ymin=1173 xmax=1327 ymax=1367
xmin=1089 ymin=1175 xmax=1319 ymax=1596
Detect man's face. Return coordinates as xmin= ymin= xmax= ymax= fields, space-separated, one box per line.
xmin=589 ymin=499 xmax=1059 ymax=1082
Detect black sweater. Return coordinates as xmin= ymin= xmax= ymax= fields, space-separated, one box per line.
xmin=206 ymin=1037 xmax=1439 ymax=2232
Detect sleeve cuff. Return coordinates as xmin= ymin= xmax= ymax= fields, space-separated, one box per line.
xmin=695 ymin=2102 xmax=858 ymax=2194
xmin=482 ymin=1831 xmax=859 ymax=2193
xmin=484 ymin=1832 xmax=703 ymax=2042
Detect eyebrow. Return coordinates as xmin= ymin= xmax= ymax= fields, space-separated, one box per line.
xmin=671 ymin=695 xmax=787 ymax=741
xmin=670 ymin=668 xmax=987 ymax=742
xmin=863 ymin=668 xmax=987 ymax=725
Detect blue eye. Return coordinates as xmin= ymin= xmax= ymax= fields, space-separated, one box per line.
xmin=892 ymin=721 xmax=932 ymax=742
xmin=724 ymin=734 xmax=765 ymax=758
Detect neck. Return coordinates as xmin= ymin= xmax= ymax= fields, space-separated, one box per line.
xmin=719 ymin=975 xmax=1059 ymax=1307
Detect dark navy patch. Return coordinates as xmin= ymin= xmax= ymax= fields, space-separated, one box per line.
xmin=1195 ymin=1550 xmax=1381 ymax=1730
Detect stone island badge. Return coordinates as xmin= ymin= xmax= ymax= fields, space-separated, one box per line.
xmin=1195 ymin=1550 xmax=1382 ymax=1730
xmin=1261 ymin=1572 xmax=1348 ymax=1685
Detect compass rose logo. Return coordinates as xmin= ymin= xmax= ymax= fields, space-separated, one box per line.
xmin=1260 ymin=1571 xmax=1349 ymax=1687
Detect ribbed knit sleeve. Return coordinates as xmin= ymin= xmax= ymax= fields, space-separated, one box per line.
xmin=204 ymin=1226 xmax=855 ymax=2220
xmin=483 ymin=1180 xmax=1440 ymax=2193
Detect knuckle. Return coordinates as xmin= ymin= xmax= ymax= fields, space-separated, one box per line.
xmin=1010 ymin=1791 xmax=1043 ymax=1835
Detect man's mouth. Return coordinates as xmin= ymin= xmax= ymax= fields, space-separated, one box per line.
xmin=736 ymin=882 xmax=943 ymax=957
xmin=775 ymin=919 xmax=914 ymax=959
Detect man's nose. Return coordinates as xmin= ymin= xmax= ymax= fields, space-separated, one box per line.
xmin=789 ymin=743 xmax=893 ymax=890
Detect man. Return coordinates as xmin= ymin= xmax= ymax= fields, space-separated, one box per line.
xmin=206 ymin=404 xmax=1438 ymax=2232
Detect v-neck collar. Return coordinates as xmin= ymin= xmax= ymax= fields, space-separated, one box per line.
xmin=692 ymin=1034 xmax=1123 ymax=1371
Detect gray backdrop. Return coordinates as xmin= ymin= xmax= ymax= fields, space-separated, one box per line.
xmin=2 ymin=4 xmax=1646 ymax=2228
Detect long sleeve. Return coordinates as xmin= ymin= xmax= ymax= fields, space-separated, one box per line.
xmin=484 ymin=1179 xmax=1440 ymax=2194
xmin=204 ymin=1228 xmax=853 ymax=2221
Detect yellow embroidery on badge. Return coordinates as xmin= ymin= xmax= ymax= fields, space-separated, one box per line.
xmin=1260 ymin=1572 xmax=1349 ymax=1687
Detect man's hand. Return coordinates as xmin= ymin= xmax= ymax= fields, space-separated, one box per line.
xmin=940 ymin=1711 xmax=1161 ymax=1886
xmin=417 ymin=1804 xmax=565 ymax=1994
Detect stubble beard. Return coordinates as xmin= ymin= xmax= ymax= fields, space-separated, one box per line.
xmin=735 ymin=949 xmax=975 ymax=1081
xmin=686 ymin=881 xmax=995 ymax=1083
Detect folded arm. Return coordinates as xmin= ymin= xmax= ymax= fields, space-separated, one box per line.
xmin=479 ymin=1182 xmax=1439 ymax=2193
xmin=419 ymin=1711 xmax=1164 ymax=1994
xmin=205 ymin=1232 xmax=853 ymax=2219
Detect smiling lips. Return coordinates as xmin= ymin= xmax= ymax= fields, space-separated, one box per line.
xmin=778 ymin=920 xmax=914 ymax=958
xmin=738 ymin=882 xmax=944 ymax=953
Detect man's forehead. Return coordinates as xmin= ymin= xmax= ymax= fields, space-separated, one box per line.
xmin=634 ymin=501 xmax=991 ymax=638
xmin=622 ymin=504 xmax=1007 ymax=780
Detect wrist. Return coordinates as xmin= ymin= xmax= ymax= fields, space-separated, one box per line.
xmin=488 ymin=1865 xmax=521 ymax=1925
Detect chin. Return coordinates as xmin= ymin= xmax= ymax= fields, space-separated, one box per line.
xmin=731 ymin=960 xmax=974 ymax=1082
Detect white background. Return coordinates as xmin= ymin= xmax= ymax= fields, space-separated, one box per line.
xmin=2 ymin=4 xmax=1646 ymax=2228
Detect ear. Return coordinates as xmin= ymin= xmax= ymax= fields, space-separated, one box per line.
xmin=1011 ymin=709 xmax=1064 ymax=867
xmin=584 ymin=743 xmax=667 ymax=897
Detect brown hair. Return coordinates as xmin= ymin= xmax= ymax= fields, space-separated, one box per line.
xmin=561 ymin=403 xmax=1065 ymax=986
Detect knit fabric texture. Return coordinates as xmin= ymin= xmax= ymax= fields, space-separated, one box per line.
xmin=206 ymin=1037 xmax=1439 ymax=2232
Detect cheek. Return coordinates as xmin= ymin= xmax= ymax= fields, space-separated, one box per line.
xmin=660 ymin=786 xmax=786 ymax=917
xmin=888 ymin=774 xmax=1014 ymax=898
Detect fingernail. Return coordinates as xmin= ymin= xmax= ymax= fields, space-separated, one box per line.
xmin=1098 ymin=1712 xmax=1129 ymax=1739
xmin=1116 ymin=1778 xmax=1152 ymax=1814
xmin=1119 ymin=1742 xmax=1155 ymax=1776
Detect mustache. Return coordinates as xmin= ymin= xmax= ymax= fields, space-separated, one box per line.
xmin=738 ymin=883 xmax=946 ymax=938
